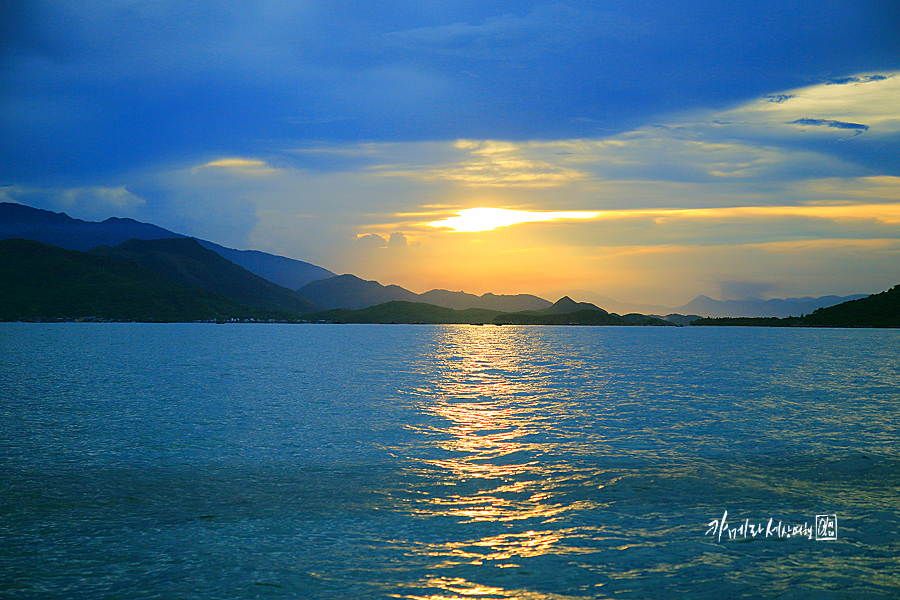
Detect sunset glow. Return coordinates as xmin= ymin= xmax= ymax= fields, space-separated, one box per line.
xmin=427 ymin=207 xmax=602 ymax=232
xmin=3 ymin=1 xmax=898 ymax=305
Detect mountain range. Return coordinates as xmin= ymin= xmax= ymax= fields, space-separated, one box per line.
xmin=553 ymin=289 xmax=867 ymax=319
xmin=298 ymin=274 xmax=551 ymax=312
xmin=306 ymin=296 xmax=674 ymax=326
xmin=1 ymin=202 xmax=891 ymax=325
xmin=300 ymin=277 xmax=865 ymax=319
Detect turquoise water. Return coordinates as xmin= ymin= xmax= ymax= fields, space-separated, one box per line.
xmin=1 ymin=323 xmax=899 ymax=599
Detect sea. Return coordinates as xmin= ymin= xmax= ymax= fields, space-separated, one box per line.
xmin=1 ymin=323 xmax=899 ymax=599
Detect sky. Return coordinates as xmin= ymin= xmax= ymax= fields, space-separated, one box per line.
xmin=2 ymin=0 xmax=899 ymax=305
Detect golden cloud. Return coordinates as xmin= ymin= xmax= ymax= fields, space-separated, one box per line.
xmin=192 ymin=158 xmax=278 ymax=175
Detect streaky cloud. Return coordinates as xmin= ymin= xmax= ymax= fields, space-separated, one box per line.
xmin=827 ymin=75 xmax=889 ymax=85
xmin=192 ymin=158 xmax=279 ymax=176
xmin=789 ymin=118 xmax=869 ymax=131
xmin=428 ymin=207 xmax=601 ymax=232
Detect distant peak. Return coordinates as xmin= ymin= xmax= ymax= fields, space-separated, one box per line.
xmin=543 ymin=296 xmax=606 ymax=315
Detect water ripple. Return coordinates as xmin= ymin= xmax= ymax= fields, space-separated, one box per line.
xmin=2 ymin=324 xmax=900 ymax=599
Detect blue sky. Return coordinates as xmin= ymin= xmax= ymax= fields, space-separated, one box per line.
xmin=2 ymin=1 xmax=899 ymax=304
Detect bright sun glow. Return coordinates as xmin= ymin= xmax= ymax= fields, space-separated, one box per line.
xmin=428 ymin=207 xmax=601 ymax=232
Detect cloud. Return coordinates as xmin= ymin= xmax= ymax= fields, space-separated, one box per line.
xmin=408 ymin=203 xmax=900 ymax=249
xmin=357 ymin=233 xmax=388 ymax=249
xmin=646 ymin=72 xmax=900 ymax=177
xmin=22 ymin=69 xmax=889 ymax=280
xmin=192 ymin=158 xmax=279 ymax=175
xmin=0 ymin=184 xmax=145 ymax=222
xmin=388 ymin=231 xmax=408 ymax=248
xmin=198 ymin=158 xmax=269 ymax=169
xmin=363 ymin=126 xmax=854 ymax=194
xmin=699 ymin=73 xmax=900 ymax=135
xmin=799 ymin=176 xmax=900 ymax=201
xmin=356 ymin=231 xmax=409 ymax=250
xmin=789 ymin=119 xmax=869 ymax=134
xmin=623 ymin=204 xmax=900 ymax=227
xmin=101 ymin=69 xmax=898 ymax=276
xmin=827 ymin=75 xmax=889 ymax=85
xmin=427 ymin=208 xmax=601 ymax=232
xmin=3 ymin=3 xmax=898 ymax=306
xmin=382 ymin=4 xmax=593 ymax=60
xmin=4 ymin=0 xmax=899 ymax=182
xmin=375 ymin=140 xmax=586 ymax=186
xmin=58 ymin=186 xmax=146 ymax=216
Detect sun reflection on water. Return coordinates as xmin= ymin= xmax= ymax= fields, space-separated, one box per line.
xmin=386 ymin=326 xmax=607 ymax=599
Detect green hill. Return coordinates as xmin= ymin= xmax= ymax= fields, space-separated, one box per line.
xmin=0 ymin=239 xmax=273 ymax=321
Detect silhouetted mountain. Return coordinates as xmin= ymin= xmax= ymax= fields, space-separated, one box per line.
xmin=0 ymin=202 xmax=334 ymax=289
xmin=91 ymin=238 xmax=319 ymax=315
xmin=799 ymin=285 xmax=898 ymax=327
xmin=0 ymin=202 xmax=183 ymax=251
xmin=557 ymin=287 xmax=867 ymax=318
xmin=690 ymin=285 xmax=898 ymax=328
xmin=0 ymin=239 xmax=271 ymax=322
xmin=660 ymin=314 xmax=705 ymax=326
xmin=196 ymin=240 xmax=334 ymax=289
xmin=537 ymin=296 xmax=604 ymax=314
xmin=417 ymin=289 xmax=551 ymax=312
xmin=299 ymin=275 xmax=553 ymax=311
xmin=308 ymin=301 xmax=501 ymax=324
xmin=619 ymin=313 xmax=676 ymax=326
xmin=307 ymin=298 xmax=675 ymax=326
xmin=3 ymin=203 xmax=875 ymax=320
xmin=550 ymin=289 xmax=672 ymax=315
xmin=494 ymin=297 xmax=674 ymax=326
xmin=678 ymin=294 xmax=868 ymax=318
xmin=298 ymin=274 xmax=419 ymax=309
